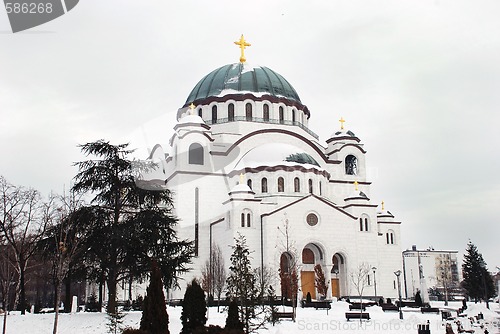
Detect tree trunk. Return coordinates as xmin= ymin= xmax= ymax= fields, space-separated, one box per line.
xmin=98 ymin=271 xmax=104 ymax=312
xmin=19 ymin=259 xmax=26 ymax=315
xmin=106 ymin=268 xmax=117 ymax=314
xmin=52 ymin=279 xmax=62 ymax=334
xmin=64 ymin=271 xmax=71 ymax=313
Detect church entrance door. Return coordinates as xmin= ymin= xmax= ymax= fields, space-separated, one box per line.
xmin=301 ymin=271 xmax=316 ymax=300
xmin=331 ymin=278 xmax=340 ymax=298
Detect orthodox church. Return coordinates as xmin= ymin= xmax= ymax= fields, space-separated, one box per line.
xmin=142 ymin=36 xmax=403 ymax=301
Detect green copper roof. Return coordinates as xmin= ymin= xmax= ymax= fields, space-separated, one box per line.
xmin=186 ymin=63 xmax=301 ymax=104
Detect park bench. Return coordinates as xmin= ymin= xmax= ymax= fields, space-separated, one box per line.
xmin=272 ymin=311 xmax=295 ymax=321
xmin=421 ymin=307 xmax=440 ymax=314
xmin=441 ymin=310 xmax=453 ymax=320
xmin=301 ymin=300 xmax=331 ymax=314
xmin=381 ymin=303 xmax=399 ymax=312
xmin=345 ymin=312 xmax=370 ymax=321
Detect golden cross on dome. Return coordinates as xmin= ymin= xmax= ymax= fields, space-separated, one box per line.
xmin=234 ymin=34 xmax=251 ymax=63
xmin=339 ymin=117 xmax=346 ymax=130
xmin=381 ymin=200 xmax=385 ymax=211
xmin=354 ymin=180 xmax=359 ymax=191
xmin=188 ymin=103 xmax=196 ymax=115
xmin=239 ymin=173 xmax=246 ymax=184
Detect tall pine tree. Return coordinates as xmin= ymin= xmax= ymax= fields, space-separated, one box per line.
xmin=140 ymin=259 xmax=169 ymax=334
xmin=462 ymin=241 xmax=495 ymax=303
xmin=181 ymin=279 xmax=207 ymax=334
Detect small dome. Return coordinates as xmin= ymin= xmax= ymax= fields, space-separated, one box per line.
xmin=179 ymin=114 xmax=205 ymax=124
xmin=330 ymin=129 xmax=357 ymax=139
xmin=185 ymin=63 xmax=301 ymax=105
xmin=234 ymin=143 xmax=321 ymax=170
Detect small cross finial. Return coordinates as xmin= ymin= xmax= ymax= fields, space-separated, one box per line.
xmin=381 ymin=200 xmax=385 ymax=211
xmin=354 ymin=180 xmax=359 ymax=191
xmin=339 ymin=117 xmax=346 ymax=130
xmin=188 ymin=103 xmax=196 ymax=115
xmin=234 ymin=34 xmax=251 ymax=63
xmin=239 ymin=173 xmax=245 ymax=185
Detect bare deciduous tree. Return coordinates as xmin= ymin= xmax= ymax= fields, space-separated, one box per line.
xmin=350 ymin=262 xmax=371 ymax=320
xmin=314 ymin=264 xmax=328 ymax=299
xmin=0 ymin=176 xmax=48 ymax=315
xmin=201 ymin=244 xmax=226 ymax=311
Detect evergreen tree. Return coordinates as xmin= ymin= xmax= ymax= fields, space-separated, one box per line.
xmin=462 ymin=241 xmax=496 ymax=303
xmin=140 ymin=260 xmax=169 ymax=334
xmin=226 ymin=234 xmax=265 ymax=333
xmin=181 ymin=279 xmax=207 ymax=334
xmin=225 ymin=300 xmax=243 ymax=332
xmin=72 ymin=140 xmax=193 ymax=313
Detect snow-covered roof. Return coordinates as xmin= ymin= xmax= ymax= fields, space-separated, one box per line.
xmin=179 ymin=114 xmax=205 ymax=124
xmin=234 ymin=143 xmax=323 ymax=171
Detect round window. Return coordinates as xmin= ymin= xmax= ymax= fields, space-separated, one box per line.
xmin=306 ymin=213 xmax=318 ymax=226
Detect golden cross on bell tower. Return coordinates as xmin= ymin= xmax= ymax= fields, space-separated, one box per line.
xmin=234 ymin=34 xmax=251 ymax=63
xmin=188 ymin=103 xmax=196 ymax=115
xmin=339 ymin=117 xmax=346 ymax=130
xmin=354 ymin=180 xmax=359 ymax=191
xmin=381 ymin=200 xmax=385 ymax=211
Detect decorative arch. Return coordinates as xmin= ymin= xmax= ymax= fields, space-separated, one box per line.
xmin=211 ymin=105 xmax=217 ymax=123
xmin=331 ymin=253 xmax=346 ymax=298
xmin=245 ymin=103 xmax=253 ymax=120
xmin=277 ymin=177 xmax=285 ymax=192
xmin=228 ymin=103 xmax=235 ymax=121
xmin=263 ymin=104 xmax=270 ymax=121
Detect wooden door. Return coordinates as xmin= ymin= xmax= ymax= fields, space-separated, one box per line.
xmin=331 ymin=278 xmax=340 ymax=298
xmin=301 ymin=271 xmax=316 ymax=300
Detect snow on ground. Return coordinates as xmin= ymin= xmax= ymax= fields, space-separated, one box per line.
xmin=2 ymin=301 xmax=499 ymax=334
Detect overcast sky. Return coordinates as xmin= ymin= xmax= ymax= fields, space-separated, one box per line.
xmin=1 ymin=1 xmax=499 ymax=270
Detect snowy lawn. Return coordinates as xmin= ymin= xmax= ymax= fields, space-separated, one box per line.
xmin=2 ymin=301 xmax=499 ymax=334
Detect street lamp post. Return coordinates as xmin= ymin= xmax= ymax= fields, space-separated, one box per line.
xmin=372 ymin=267 xmax=377 ymax=299
xmin=394 ymin=270 xmax=403 ymax=320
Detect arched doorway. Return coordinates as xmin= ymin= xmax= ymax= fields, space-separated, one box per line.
xmin=331 ymin=253 xmax=345 ymax=298
xmin=301 ymin=243 xmax=324 ymax=300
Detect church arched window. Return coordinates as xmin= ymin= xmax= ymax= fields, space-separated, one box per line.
xmin=246 ymin=103 xmax=252 ymax=121
xmin=263 ymin=104 xmax=270 ymax=121
xmin=308 ymin=179 xmax=313 ymax=194
xmin=211 ymin=105 xmax=217 ymax=124
xmin=228 ymin=103 xmax=235 ymax=122
xmin=294 ymin=177 xmax=300 ymax=192
xmin=386 ymin=230 xmax=395 ymax=244
xmin=198 ymin=108 xmax=202 ymax=118
xmin=345 ymin=155 xmax=358 ymax=175
xmin=247 ymin=179 xmax=252 ymax=190
xmin=261 ymin=177 xmax=268 ymax=193
xmin=292 ymin=109 xmax=296 ymax=123
xmin=188 ymin=143 xmax=204 ymax=165
xmin=319 ymin=181 xmax=322 ymax=196
xmin=279 ymin=106 xmax=284 ymax=124
xmin=278 ymin=177 xmax=284 ymax=192
xmin=241 ymin=210 xmax=252 ymax=227
xmin=359 ymin=215 xmax=370 ymax=231
xmin=302 ymin=248 xmax=315 ymax=264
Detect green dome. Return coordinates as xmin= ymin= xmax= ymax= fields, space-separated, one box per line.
xmin=185 ymin=63 xmax=301 ymax=105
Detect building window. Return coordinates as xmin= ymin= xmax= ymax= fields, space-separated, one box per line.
xmin=360 ymin=216 xmax=369 ymax=231
xmin=345 ymin=155 xmax=358 ymax=175
xmin=306 ymin=213 xmax=318 ymax=226
xmin=263 ymin=104 xmax=270 ymax=121
xmin=308 ymin=179 xmax=313 ymax=194
xmin=261 ymin=177 xmax=268 ymax=193
xmin=241 ymin=210 xmax=252 ymax=227
xmin=279 ymin=106 xmax=284 ymax=124
xmin=211 ymin=105 xmax=217 ymax=124
xmin=188 ymin=143 xmax=204 ymax=165
xmin=393 ymin=280 xmax=396 ymax=289
xmin=292 ymin=109 xmax=296 ymax=123
xmin=228 ymin=103 xmax=235 ymax=121
xmin=278 ymin=177 xmax=284 ymax=192
xmin=246 ymin=103 xmax=252 ymax=121
xmin=386 ymin=231 xmax=395 ymax=244
xmin=319 ymin=181 xmax=322 ymax=196
xmin=247 ymin=179 xmax=252 ymax=190
xmin=302 ymin=248 xmax=315 ymax=264
xmin=294 ymin=177 xmax=300 ymax=192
